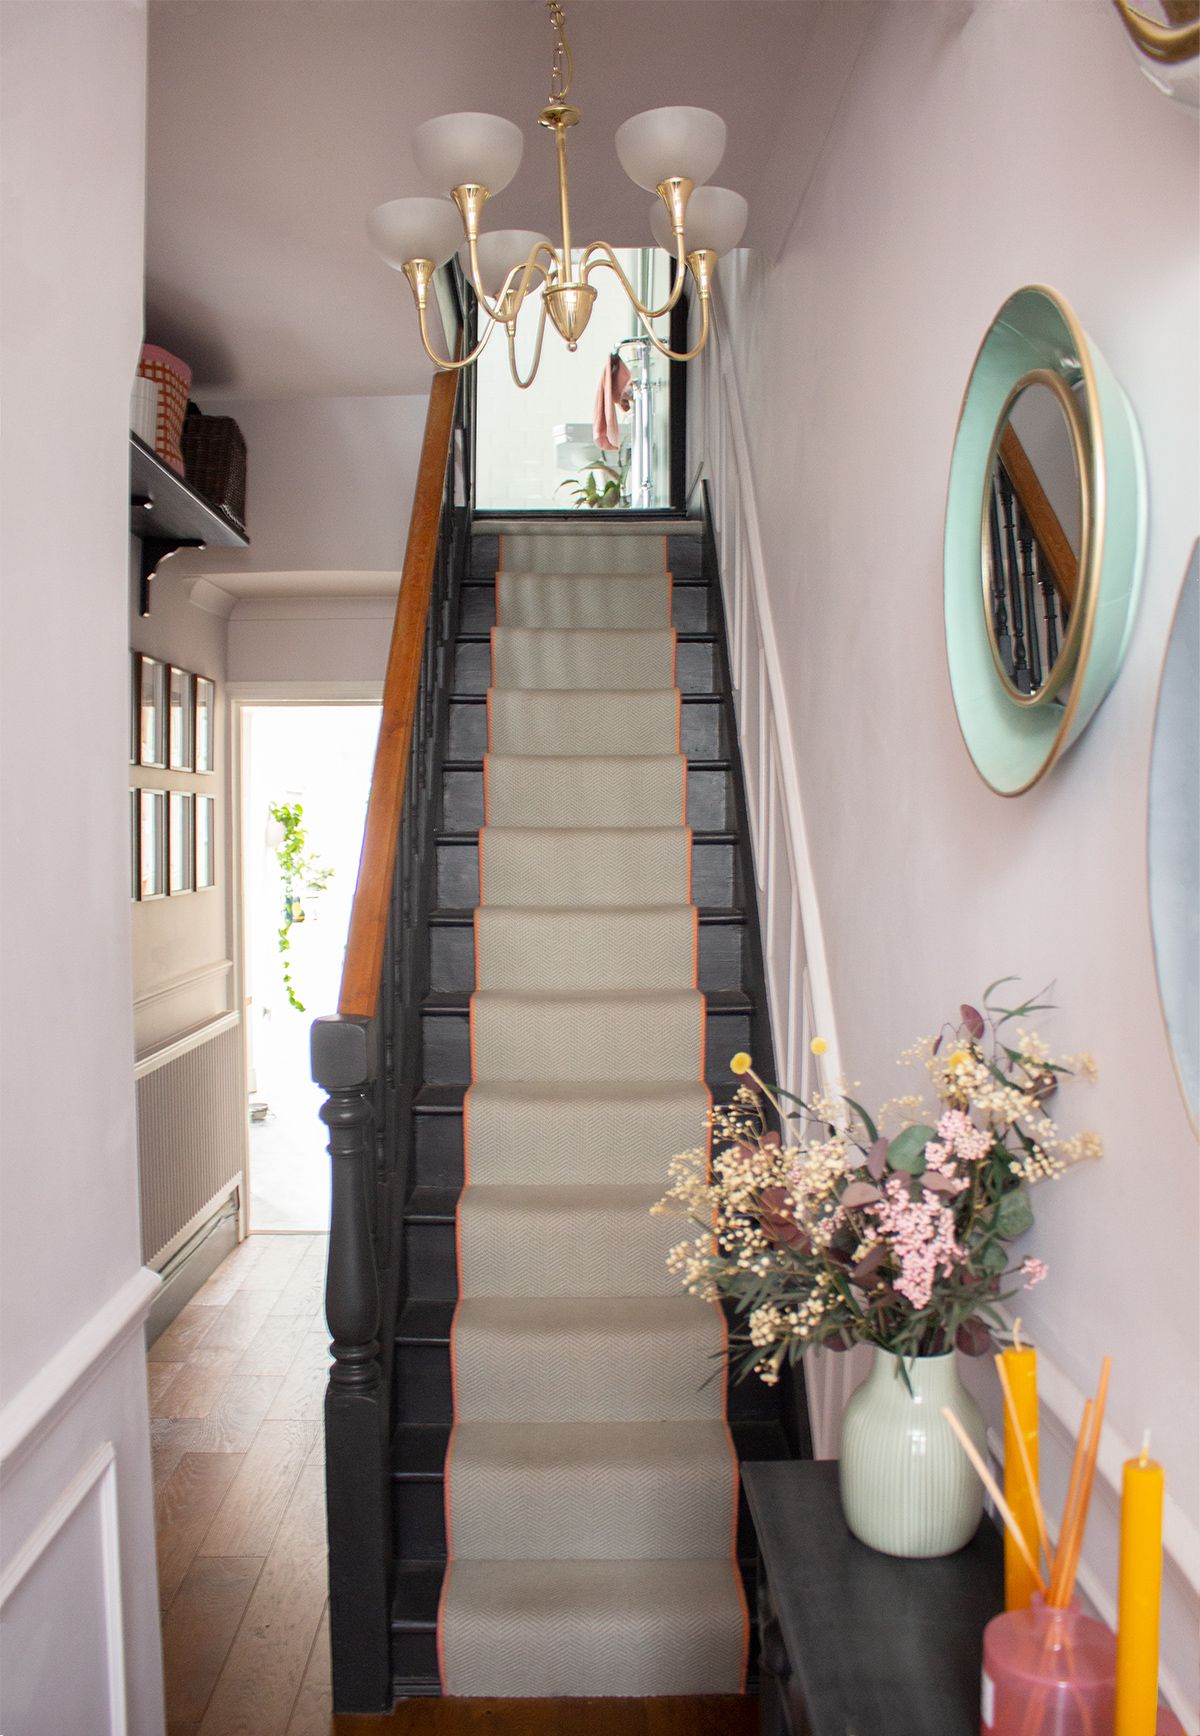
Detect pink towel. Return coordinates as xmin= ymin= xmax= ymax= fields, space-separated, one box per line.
xmin=593 ymin=354 xmax=632 ymax=452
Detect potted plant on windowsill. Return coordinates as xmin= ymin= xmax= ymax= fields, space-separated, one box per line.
xmin=654 ymin=982 xmax=1101 ymax=1558
xmin=556 ymin=454 xmax=628 ymax=509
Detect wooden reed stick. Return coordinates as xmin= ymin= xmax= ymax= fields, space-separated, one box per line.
xmin=1049 ymin=1398 xmax=1094 ymax=1606
xmin=1050 ymin=1357 xmax=1111 ymax=1608
xmin=995 ymin=1352 xmax=1051 ymax=1568
xmin=941 ymin=1407 xmax=1046 ymax=1594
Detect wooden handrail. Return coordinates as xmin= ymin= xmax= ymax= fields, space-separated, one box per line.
xmin=998 ymin=424 xmax=1079 ymax=608
xmin=338 ymin=368 xmax=459 ymax=1018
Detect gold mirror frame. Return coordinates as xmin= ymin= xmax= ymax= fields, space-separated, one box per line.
xmin=944 ymin=285 xmax=1145 ymax=798
xmin=978 ymin=367 xmax=1092 ymax=709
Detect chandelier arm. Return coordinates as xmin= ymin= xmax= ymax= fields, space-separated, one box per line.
xmin=506 ymin=295 xmax=551 ymax=390
xmin=415 ymin=297 xmax=498 ymax=371
xmin=580 ymin=239 xmax=687 ymax=321
xmin=629 ymin=289 xmax=711 ymax=363
xmin=466 ymin=237 xmax=557 ymax=327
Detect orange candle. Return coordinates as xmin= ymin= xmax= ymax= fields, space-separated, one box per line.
xmin=1001 ymin=1329 xmax=1040 ymax=1610
xmin=1115 ymin=1435 xmax=1164 ymax=1736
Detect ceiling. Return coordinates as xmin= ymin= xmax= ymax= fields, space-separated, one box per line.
xmin=146 ymin=0 xmax=871 ymax=400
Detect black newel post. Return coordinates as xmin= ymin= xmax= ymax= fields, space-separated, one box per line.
xmin=312 ymin=1013 xmax=393 ymax=1713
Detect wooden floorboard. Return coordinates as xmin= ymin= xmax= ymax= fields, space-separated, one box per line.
xmin=332 ymin=1699 xmax=757 ymax=1734
xmin=151 ymin=1232 xmax=759 ymax=1736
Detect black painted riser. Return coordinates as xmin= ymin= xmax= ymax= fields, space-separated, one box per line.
xmin=447 ymin=696 xmax=731 ymax=760
xmin=441 ymin=765 xmax=736 ymax=834
xmin=452 ymin=640 xmax=719 ymax=698
xmin=428 ymin=921 xmax=748 ymax=995
xmin=436 ymin=837 xmax=743 ymax=912
xmin=420 ymin=1005 xmax=752 ymax=1088
xmin=391 ymin=1628 xmax=439 ymax=1690
xmin=403 ymin=1220 xmax=456 ymax=1300
xmin=459 ymin=581 xmax=715 ymax=636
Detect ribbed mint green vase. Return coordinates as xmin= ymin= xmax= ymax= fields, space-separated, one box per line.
xmin=838 ymin=1349 xmax=986 ymax=1558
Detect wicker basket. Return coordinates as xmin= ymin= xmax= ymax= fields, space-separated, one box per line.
xmin=181 ymin=414 xmax=247 ymax=530
xmin=137 ymin=344 xmax=191 ymax=475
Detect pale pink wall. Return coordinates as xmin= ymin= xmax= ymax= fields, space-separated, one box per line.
xmin=0 ymin=1 xmax=164 ymax=1728
xmin=185 ymin=393 xmax=428 ymax=574
xmin=706 ymin=1 xmax=1198 ymax=1717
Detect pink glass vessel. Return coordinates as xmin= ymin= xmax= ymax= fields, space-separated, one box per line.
xmin=982 ymin=1596 xmax=1116 ymax=1736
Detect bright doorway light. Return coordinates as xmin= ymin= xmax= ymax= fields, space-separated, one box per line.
xmin=241 ymin=705 xmax=380 ymax=1232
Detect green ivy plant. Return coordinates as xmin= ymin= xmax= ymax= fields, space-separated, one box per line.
xmin=269 ymin=800 xmax=333 ymax=1012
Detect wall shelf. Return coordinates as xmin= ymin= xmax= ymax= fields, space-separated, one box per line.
xmin=130 ymin=433 xmax=248 ymax=615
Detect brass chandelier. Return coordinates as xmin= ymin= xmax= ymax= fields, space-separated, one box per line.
xmin=367 ymin=0 xmax=747 ymax=387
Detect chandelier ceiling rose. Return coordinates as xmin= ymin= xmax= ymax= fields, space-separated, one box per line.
xmin=366 ymin=0 xmax=747 ymax=388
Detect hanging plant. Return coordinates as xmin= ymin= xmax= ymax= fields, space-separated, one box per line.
xmin=269 ymin=800 xmax=333 ymax=1012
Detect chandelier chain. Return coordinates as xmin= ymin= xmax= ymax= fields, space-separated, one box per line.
xmin=545 ymin=0 xmax=573 ymax=104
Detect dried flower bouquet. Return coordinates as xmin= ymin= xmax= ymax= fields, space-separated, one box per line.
xmin=654 ymin=982 xmax=1100 ymax=1384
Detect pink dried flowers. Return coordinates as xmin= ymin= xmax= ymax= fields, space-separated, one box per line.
xmin=654 ymin=981 xmax=1100 ymax=1385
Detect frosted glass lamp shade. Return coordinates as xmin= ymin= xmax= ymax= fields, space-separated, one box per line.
xmin=649 ymin=185 xmax=748 ymax=256
xmin=459 ymin=230 xmax=552 ymax=297
xmin=413 ymin=112 xmax=524 ymax=195
xmin=367 ymin=197 xmax=465 ymax=269
xmin=616 ymin=105 xmax=726 ymax=192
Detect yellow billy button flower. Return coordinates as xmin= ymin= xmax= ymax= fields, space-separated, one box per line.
xmin=946 ymin=1048 xmax=971 ymax=1071
xmin=810 ymin=1037 xmax=828 ymax=1056
xmin=730 ymin=1052 xmax=753 ymax=1076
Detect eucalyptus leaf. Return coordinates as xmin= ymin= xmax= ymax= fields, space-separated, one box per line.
xmin=866 ymin=1137 xmax=889 ymax=1181
xmin=978 ymin=1240 xmax=1009 ymax=1274
xmin=841 ymin=1181 xmax=883 ymax=1209
xmin=922 ymin=1171 xmax=961 ymax=1196
xmin=960 ymin=1004 xmax=985 ymax=1041
xmin=888 ymin=1124 xmax=936 ymax=1175
xmin=993 ymin=1190 xmax=1034 ymax=1239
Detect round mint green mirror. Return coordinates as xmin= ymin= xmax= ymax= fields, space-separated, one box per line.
xmin=945 ymin=285 xmax=1146 ymax=795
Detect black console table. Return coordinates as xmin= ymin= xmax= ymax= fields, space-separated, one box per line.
xmin=743 ymin=1460 xmax=1004 ymax=1736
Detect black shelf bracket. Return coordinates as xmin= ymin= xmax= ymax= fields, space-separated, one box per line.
xmin=129 ymin=434 xmax=247 ymax=616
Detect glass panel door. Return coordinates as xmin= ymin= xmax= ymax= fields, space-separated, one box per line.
xmin=474 ymin=247 xmax=674 ymax=512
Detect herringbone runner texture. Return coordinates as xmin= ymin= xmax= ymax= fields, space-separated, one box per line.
xmin=437 ymin=530 xmax=748 ymax=1697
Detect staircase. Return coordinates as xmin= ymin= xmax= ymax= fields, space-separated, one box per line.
xmin=312 ymin=375 xmax=808 ymax=1715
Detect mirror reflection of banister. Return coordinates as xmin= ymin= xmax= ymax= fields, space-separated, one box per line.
xmin=987 ymin=440 xmax=1073 ymax=701
xmin=998 ymin=424 xmax=1078 ymax=605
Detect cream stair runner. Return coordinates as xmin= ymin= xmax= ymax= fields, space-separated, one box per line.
xmin=437 ymin=530 xmax=748 ymax=1698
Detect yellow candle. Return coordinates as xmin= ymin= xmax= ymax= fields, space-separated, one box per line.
xmin=1115 ymin=1436 xmax=1164 ymax=1736
xmin=1001 ymin=1332 xmax=1040 ymax=1610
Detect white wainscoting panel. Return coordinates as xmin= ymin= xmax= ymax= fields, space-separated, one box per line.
xmin=0 ymin=1444 xmax=126 ymax=1734
xmin=697 ymin=305 xmax=854 ymax=1459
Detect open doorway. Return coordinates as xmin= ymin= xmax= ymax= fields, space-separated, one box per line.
xmin=240 ymin=704 xmax=380 ymax=1231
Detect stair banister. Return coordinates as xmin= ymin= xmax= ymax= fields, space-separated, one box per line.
xmin=338 ymin=367 xmax=460 ymax=1020
xmin=311 ymin=363 xmax=462 ymax=1714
